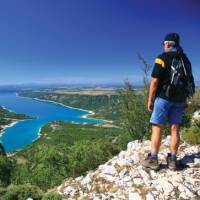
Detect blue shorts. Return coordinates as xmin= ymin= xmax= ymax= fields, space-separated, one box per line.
xmin=150 ymin=97 xmax=184 ymax=125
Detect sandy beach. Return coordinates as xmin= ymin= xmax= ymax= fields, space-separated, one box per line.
xmin=0 ymin=120 xmax=19 ymax=137
xmin=16 ymin=92 xmax=112 ymax=124
xmin=32 ymin=97 xmax=115 ymax=125
xmin=0 ymin=104 xmax=33 ymax=138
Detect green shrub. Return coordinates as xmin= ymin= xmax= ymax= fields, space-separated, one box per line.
xmin=67 ymin=139 xmax=121 ymax=177
xmin=117 ymin=80 xmax=151 ymax=140
xmin=42 ymin=193 xmax=63 ymax=200
xmin=187 ymin=88 xmax=200 ymax=114
xmin=117 ymin=54 xmax=153 ymax=140
xmin=11 ymin=146 xmax=69 ymax=191
xmin=11 ymin=122 xmax=125 ymax=191
xmin=181 ymin=122 xmax=200 ymax=144
xmin=0 ymin=187 xmax=7 ymax=197
xmin=182 ymin=88 xmax=200 ymax=128
xmin=0 ymin=156 xmax=14 ymax=187
xmin=1 ymin=184 xmax=43 ymax=200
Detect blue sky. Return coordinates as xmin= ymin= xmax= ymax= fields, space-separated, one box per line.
xmin=0 ymin=0 xmax=199 ymax=86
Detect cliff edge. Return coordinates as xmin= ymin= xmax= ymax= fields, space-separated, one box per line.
xmin=56 ymin=137 xmax=200 ymax=200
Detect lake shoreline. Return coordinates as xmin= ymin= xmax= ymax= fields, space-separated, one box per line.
xmin=16 ymin=92 xmax=112 ymax=124
xmin=0 ymin=118 xmax=35 ymax=138
xmin=0 ymin=105 xmax=23 ymax=137
xmin=0 ymin=104 xmax=34 ymax=138
xmin=0 ymin=92 xmax=115 ymax=153
xmin=14 ymin=92 xmax=111 ymax=150
xmin=0 ymin=120 xmax=19 ymax=137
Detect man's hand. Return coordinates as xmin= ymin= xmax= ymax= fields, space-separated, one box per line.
xmin=147 ymin=77 xmax=159 ymax=112
xmin=183 ymin=102 xmax=188 ymax=109
xmin=147 ymin=100 xmax=154 ymax=112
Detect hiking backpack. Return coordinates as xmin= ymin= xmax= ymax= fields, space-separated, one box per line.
xmin=164 ymin=56 xmax=195 ymax=101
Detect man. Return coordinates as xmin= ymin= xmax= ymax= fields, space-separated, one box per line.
xmin=142 ymin=33 xmax=195 ymax=171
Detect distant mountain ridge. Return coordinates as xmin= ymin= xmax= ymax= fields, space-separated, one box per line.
xmin=0 ymin=82 xmax=145 ymax=93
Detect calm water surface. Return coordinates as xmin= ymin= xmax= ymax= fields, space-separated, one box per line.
xmin=0 ymin=92 xmax=103 ymax=152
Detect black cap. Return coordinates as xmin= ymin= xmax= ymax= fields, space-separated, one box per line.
xmin=164 ymin=33 xmax=180 ymax=46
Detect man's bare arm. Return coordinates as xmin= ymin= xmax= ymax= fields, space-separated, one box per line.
xmin=148 ymin=77 xmax=159 ymax=112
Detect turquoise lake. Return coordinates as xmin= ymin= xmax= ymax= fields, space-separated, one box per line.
xmin=0 ymin=92 xmax=103 ymax=152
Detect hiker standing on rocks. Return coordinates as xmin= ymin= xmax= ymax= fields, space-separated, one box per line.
xmin=142 ymin=33 xmax=195 ymax=170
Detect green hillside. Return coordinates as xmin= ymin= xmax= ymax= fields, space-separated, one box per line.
xmin=18 ymin=90 xmax=121 ymax=125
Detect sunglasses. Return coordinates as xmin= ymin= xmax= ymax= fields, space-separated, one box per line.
xmin=162 ymin=41 xmax=176 ymax=46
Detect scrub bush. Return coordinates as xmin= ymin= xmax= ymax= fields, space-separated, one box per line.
xmin=182 ymin=122 xmax=200 ymax=144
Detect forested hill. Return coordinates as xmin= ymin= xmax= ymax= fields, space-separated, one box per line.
xmin=18 ymin=88 xmax=122 ymax=125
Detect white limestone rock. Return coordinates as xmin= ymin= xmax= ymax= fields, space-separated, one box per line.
xmin=80 ymin=174 xmax=92 ymax=185
xmin=127 ymin=140 xmax=141 ymax=151
xmin=178 ymin=183 xmax=196 ymax=199
xmin=133 ymin=177 xmax=144 ymax=185
xmin=153 ymin=179 xmax=174 ymax=196
xmin=118 ymin=150 xmax=127 ymax=158
xmin=119 ymin=168 xmax=128 ymax=178
xmin=163 ymin=135 xmax=171 ymax=146
xmin=63 ymin=186 xmax=76 ymax=195
xmin=56 ymin=139 xmax=200 ymax=200
xmin=128 ymin=191 xmax=142 ymax=200
xmin=116 ymin=158 xmax=132 ymax=167
xmin=146 ymin=192 xmax=155 ymax=200
xmin=138 ymin=169 xmax=151 ymax=184
xmin=99 ymin=174 xmax=116 ymax=183
xmin=101 ymin=165 xmax=117 ymax=176
xmin=122 ymin=175 xmax=132 ymax=183
xmin=75 ymin=176 xmax=83 ymax=182
xmin=194 ymin=158 xmax=200 ymax=164
xmin=192 ymin=110 xmax=200 ymax=122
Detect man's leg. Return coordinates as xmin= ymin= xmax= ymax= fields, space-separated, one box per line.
xmin=151 ymin=124 xmax=163 ymax=155
xmin=166 ymin=124 xmax=180 ymax=170
xmin=170 ymin=124 xmax=180 ymax=154
xmin=143 ymin=97 xmax=168 ymax=170
xmin=142 ymin=124 xmax=163 ymax=170
xmin=167 ymin=101 xmax=183 ymax=170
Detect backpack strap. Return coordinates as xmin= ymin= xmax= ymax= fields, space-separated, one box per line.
xmin=170 ymin=59 xmax=177 ymax=84
xmin=180 ymin=58 xmax=188 ymax=77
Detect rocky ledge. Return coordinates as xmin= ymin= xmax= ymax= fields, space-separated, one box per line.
xmin=56 ymin=137 xmax=200 ymax=200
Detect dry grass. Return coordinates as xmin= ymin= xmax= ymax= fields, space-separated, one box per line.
xmin=51 ymin=88 xmax=117 ymax=96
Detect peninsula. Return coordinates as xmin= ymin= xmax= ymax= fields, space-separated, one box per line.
xmin=0 ymin=106 xmax=34 ymax=136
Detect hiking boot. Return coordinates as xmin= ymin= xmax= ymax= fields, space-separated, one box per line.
xmin=142 ymin=153 xmax=160 ymax=171
xmin=166 ymin=153 xmax=177 ymax=170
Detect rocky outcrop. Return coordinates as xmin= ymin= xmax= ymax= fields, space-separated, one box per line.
xmin=57 ymin=137 xmax=200 ymax=200
xmin=192 ymin=110 xmax=200 ymax=123
xmin=0 ymin=143 xmax=6 ymax=156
